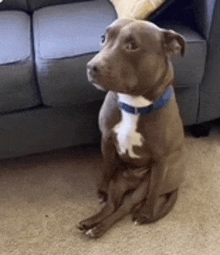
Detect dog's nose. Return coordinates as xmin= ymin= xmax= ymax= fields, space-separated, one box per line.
xmin=87 ymin=63 xmax=99 ymax=74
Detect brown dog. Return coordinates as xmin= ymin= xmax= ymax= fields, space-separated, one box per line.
xmin=78 ymin=18 xmax=186 ymax=238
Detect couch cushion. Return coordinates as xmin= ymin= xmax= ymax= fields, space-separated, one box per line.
xmin=33 ymin=0 xmax=116 ymax=107
xmin=27 ymin=0 xmax=92 ymax=11
xmin=0 ymin=0 xmax=28 ymax=11
xmin=0 ymin=11 xmax=41 ymax=114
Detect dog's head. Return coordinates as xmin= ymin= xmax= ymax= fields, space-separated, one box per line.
xmin=87 ymin=19 xmax=186 ymax=100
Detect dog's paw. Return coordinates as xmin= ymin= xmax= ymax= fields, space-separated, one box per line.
xmin=132 ymin=214 xmax=150 ymax=225
xmin=85 ymin=223 xmax=107 ymax=238
xmin=132 ymin=214 xmax=155 ymax=225
xmin=77 ymin=221 xmax=89 ymax=232
xmin=132 ymin=207 xmax=155 ymax=225
xmin=77 ymin=220 xmax=95 ymax=232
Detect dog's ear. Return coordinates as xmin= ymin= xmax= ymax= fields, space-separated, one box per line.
xmin=162 ymin=29 xmax=186 ymax=57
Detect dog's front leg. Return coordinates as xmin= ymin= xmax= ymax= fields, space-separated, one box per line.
xmin=98 ymin=137 xmax=116 ymax=202
xmin=146 ymin=160 xmax=166 ymax=214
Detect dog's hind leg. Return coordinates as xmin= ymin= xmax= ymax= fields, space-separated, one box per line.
xmin=132 ymin=188 xmax=178 ymax=224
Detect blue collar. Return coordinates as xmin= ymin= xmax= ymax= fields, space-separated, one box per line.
xmin=118 ymin=87 xmax=174 ymax=115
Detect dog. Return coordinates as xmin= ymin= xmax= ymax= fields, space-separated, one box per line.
xmin=78 ymin=18 xmax=186 ymax=238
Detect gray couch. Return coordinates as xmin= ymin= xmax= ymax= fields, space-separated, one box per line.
xmin=0 ymin=0 xmax=219 ymax=159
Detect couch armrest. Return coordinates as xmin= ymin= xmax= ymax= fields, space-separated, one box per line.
xmin=151 ymin=0 xmax=217 ymax=40
xmin=191 ymin=0 xmax=217 ymax=39
xmin=197 ymin=0 xmax=220 ymax=123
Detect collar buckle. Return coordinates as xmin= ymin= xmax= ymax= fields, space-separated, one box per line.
xmin=134 ymin=107 xmax=139 ymax=115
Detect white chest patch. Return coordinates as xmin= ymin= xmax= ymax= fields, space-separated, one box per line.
xmin=113 ymin=94 xmax=153 ymax=159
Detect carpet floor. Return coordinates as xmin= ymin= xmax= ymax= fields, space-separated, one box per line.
xmin=0 ymin=127 xmax=220 ymax=255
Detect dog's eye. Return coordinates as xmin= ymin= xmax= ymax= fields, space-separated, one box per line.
xmin=125 ymin=37 xmax=139 ymax=51
xmin=101 ymin=35 xmax=106 ymax=44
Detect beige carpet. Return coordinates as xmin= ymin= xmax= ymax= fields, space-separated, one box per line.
xmin=1 ymin=129 xmax=220 ymax=255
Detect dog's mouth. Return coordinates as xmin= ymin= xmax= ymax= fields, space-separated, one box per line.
xmin=87 ymin=69 xmax=108 ymax=91
xmin=92 ymin=83 xmax=106 ymax=91
xmin=87 ymin=68 xmax=136 ymax=95
xmin=87 ymin=76 xmax=106 ymax=92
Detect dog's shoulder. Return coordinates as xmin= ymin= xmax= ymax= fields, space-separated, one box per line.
xmin=99 ymin=91 xmax=121 ymax=135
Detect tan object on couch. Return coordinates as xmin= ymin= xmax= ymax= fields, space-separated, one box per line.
xmin=110 ymin=0 xmax=166 ymax=19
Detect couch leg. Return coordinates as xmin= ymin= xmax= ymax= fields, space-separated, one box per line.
xmin=188 ymin=123 xmax=211 ymax=138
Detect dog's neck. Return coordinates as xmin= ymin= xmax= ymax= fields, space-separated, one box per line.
xmin=117 ymin=94 xmax=153 ymax=109
xmin=117 ymin=87 xmax=174 ymax=115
